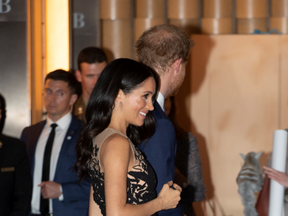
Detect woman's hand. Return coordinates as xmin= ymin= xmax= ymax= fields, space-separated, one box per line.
xmin=158 ymin=181 xmax=181 ymax=210
xmin=263 ymin=166 xmax=288 ymax=187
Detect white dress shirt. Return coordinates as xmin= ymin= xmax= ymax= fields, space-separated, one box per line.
xmin=157 ymin=91 xmax=165 ymax=111
xmin=31 ymin=112 xmax=72 ymax=214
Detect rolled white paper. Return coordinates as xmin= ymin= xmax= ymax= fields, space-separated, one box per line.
xmin=268 ymin=130 xmax=287 ymax=216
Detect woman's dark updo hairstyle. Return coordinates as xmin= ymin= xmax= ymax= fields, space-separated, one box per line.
xmin=74 ymin=58 xmax=159 ymax=181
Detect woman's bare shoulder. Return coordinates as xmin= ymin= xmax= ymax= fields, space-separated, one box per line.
xmin=101 ymin=133 xmax=130 ymax=161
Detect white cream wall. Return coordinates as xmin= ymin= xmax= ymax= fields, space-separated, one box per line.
xmin=175 ymin=35 xmax=288 ymax=216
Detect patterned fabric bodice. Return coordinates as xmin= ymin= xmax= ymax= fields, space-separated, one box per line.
xmin=86 ymin=128 xmax=157 ymax=216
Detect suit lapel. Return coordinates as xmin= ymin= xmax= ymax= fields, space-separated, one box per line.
xmin=54 ymin=117 xmax=78 ymax=179
xmin=29 ymin=121 xmax=46 ymax=174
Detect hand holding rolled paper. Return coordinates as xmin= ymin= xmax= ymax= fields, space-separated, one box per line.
xmin=264 ymin=166 xmax=288 ymax=188
xmin=268 ymin=129 xmax=287 ymax=216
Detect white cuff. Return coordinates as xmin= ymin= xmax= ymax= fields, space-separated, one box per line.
xmin=58 ymin=185 xmax=64 ymax=201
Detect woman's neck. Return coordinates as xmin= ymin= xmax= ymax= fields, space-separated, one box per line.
xmin=108 ymin=116 xmax=128 ymax=135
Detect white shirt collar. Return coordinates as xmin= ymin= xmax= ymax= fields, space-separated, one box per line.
xmin=46 ymin=112 xmax=72 ymax=130
xmin=156 ymin=92 xmax=165 ymax=111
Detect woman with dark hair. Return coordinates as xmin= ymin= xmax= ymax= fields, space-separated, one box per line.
xmin=74 ymin=58 xmax=181 ymax=216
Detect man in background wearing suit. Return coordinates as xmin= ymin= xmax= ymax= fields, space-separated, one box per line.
xmin=136 ymin=24 xmax=193 ymax=216
xmin=0 ymin=94 xmax=32 ymax=216
xmin=74 ymin=47 xmax=107 ymax=120
xmin=21 ymin=70 xmax=90 ymax=216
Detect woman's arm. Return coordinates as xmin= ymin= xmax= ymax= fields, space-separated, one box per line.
xmin=101 ymin=135 xmax=181 ymax=216
xmin=89 ymin=185 xmax=102 ymax=216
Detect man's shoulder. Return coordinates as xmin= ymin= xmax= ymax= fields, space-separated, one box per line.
xmin=152 ymin=101 xmax=169 ymax=120
xmin=70 ymin=115 xmax=83 ymax=129
xmin=152 ymin=102 xmax=174 ymax=130
xmin=20 ymin=120 xmax=47 ymax=144
xmin=74 ymin=94 xmax=85 ymax=107
xmin=25 ymin=120 xmax=46 ymax=129
xmin=0 ymin=134 xmax=25 ymax=148
xmin=22 ymin=120 xmax=46 ymax=134
xmin=73 ymin=94 xmax=86 ymax=117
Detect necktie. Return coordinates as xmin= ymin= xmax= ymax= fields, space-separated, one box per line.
xmin=40 ymin=123 xmax=57 ymax=215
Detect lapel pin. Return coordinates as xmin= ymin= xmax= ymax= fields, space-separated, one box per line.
xmin=67 ymin=136 xmax=72 ymax=140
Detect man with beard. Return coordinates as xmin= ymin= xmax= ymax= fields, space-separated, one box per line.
xmin=136 ymin=24 xmax=193 ymax=216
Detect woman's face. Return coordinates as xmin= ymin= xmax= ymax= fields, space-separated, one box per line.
xmin=121 ymin=77 xmax=156 ymax=127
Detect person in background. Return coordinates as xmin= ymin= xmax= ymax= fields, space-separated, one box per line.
xmin=164 ymin=96 xmax=206 ymax=216
xmin=263 ymin=166 xmax=288 ymax=187
xmin=0 ymin=94 xmax=32 ymax=216
xmin=74 ymin=47 xmax=108 ymax=120
xmin=256 ymin=161 xmax=288 ymax=214
xmin=136 ymin=23 xmax=193 ymax=216
xmin=20 ymin=70 xmax=90 ymax=216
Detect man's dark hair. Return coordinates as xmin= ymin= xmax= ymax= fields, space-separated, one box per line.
xmin=77 ymin=47 xmax=108 ymax=71
xmin=45 ymin=69 xmax=78 ymax=95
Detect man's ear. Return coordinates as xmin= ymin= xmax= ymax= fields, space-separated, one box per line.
xmin=171 ymin=58 xmax=182 ymax=74
xmin=75 ymin=70 xmax=82 ymax=82
xmin=70 ymin=94 xmax=78 ymax=106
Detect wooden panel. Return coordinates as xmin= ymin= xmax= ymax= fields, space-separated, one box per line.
xmin=134 ymin=18 xmax=165 ymax=42
xmin=100 ymin=0 xmax=131 ymax=19
xmin=203 ymin=0 xmax=233 ymax=18
xmin=168 ymin=0 xmax=199 ymax=19
xmin=271 ymin=0 xmax=288 ymax=17
xmin=280 ymin=35 xmax=288 ymax=129
xmin=169 ymin=18 xmax=200 ymax=34
xmin=30 ymin=0 xmax=44 ymax=124
xmin=236 ymin=0 xmax=267 ymax=18
xmin=270 ymin=17 xmax=288 ymax=33
xmin=176 ymin=35 xmax=280 ymax=215
xmin=135 ymin=0 xmax=165 ymax=19
xmin=102 ymin=20 xmax=131 ymax=61
xmin=201 ymin=18 xmax=233 ymax=34
xmin=236 ymin=18 xmax=267 ymax=33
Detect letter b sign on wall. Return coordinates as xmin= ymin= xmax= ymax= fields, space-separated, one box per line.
xmin=0 ymin=0 xmax=11 ymax=13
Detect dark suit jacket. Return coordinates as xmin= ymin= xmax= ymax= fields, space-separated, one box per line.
xmin=0 ymin=134 xmax=32 ymax=216
xmin=20 ymin=116 xmax=90 ymax=216
xmin=138 ymin=101 xmax=183 ymax=216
